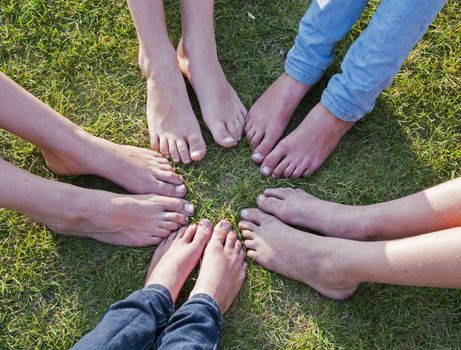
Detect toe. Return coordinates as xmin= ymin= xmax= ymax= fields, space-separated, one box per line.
xmin=168 ymin=141 xmax=181 ymax=163
xmin=225 ymin=230 xmax=238 ymax=249
xmin=240 ymin=229 xmax=255 ymax=240
xmin=283 ymin=163 xmax=296 ymax=178
xmin=292 ymin=165 xmax=307 ymax=179
xmin=226 ymin=120 xmax=241 ymax=141
xmin=192 ymin=219 xmax=213 ymax=245
xmin=211 ymin=220 xmax=232 ymax=245
xmin=177 ymin=139 xmax=191 ymax=164
xmin=251 ymin=135 xmax=278 ymax=164
xmin=155 ymin=169 xmax=183 ymax=185
xmin=176 ymin=226 xmax=188 ymax=239
xmin=249 ymin=130 xmax=264 ymax=149
xmin=210 ymin=123 xmax=237 ymax=148
xmin=260 ymin=143 xmax=287 ymax=177
xmin=246 ymin=250 xmax=258 ymax=260
xmin=263 ymin=188 xmax=289 ymax=199
xmin=233 ymin=119 xmax=243 ymax=140
xmin=162 ymin=197 xmax=195 ymax=216
xmin=163 ymin=212 xmax=188 ymax=225
xmin=150 ymin=134 xmax=160 ymax=151
xmin=240 ymin=208 xmax=268 ymax=225
xmin=187 ymin=134 xmax=206 ymax=161
xmin=256 ymin=194 xmax=281 ymax=215
xmin=243 ymin=239 xmax=257 ymax=250
xmin=238 ymin=220 xmax=258 ymax=232
xmin=182 ymin=224 xmax=198 ymax=242
xmin=160 ymin=137 xmax=170 ymax=157
xmin=153 ymin=180 xmax=186 ymax=197
xmin=160 ymin=221 xmax=181 ymax=231
xmin=271 ymin=158 xmax=290 ymax=178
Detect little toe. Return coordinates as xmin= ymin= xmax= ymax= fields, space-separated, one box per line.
xmin=292 ymin=166 xmax=307 ymax=179
xmin=240 ymin=208 xmax=267 ymax=225
xmin=168 ymin=141 xmax=181 ymax=163
xmin=246 ymin=249 xmax=257 ymax=260
xmin=163 ymin=212 xmax=188 ymax=225
xmin=187 ymin=134 xmax=207 ymax=161
xmin=176 ymin=139 xmax=191 ymax=164
xmin=243 ymin=239 xmax=257 ymax=251
xmin=150 ymin=135 xmax=160 ymax=151
xmin=160 ymin=221 xmax=181 ymax=231
xmin=256 ymin=194 xmax=282 ymax=215
xmin=212 ymin=220 xmax=232 ymax=244
xmin=159 ymin=137 xmax=170 ymax=157
xmin=225 ymin=230 xmax=238 ymax=250
xmin=155 ymin=170 xmax=183 ymax=185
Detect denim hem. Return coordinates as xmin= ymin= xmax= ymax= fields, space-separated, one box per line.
xmin=188 ymin=293 xmax=224 ymax=327
xmin=321 ymin=90 xmax=364 ymax=123
xmin=144 ymin=283 xmax=175 ymax=315
xmin=284 ymin=59 xmax=321 ymax=86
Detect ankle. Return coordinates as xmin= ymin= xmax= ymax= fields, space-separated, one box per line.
xmin=178 ymin=36 xmax=218 ymax=64
xmin=139 ymin=44 xmax=178 ymax=79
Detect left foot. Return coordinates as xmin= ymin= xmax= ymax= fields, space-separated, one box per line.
xmin=145 ymin=220 xmax=213 ymax=302
xmin=239 ymin=208 xmax=358 ymax=300
xmin=42 ymin=134 xmax=186 ymax=196
xmin=177 ymin=38 xmax=247 ymax=148
xmin=259 ymin=102 xmax=353 ymax=178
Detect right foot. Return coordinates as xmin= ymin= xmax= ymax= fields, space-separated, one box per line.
xmin=140 ymin=45 xmax=206 ymax=164
xmin=246 ymin=73 xmax=310 ymax=164
xmin=145 ymin=221 xmax=213 ymax=302
xmin=190 ymin=220 xmax=247 ymax=314
xmin=44 ymin=187 xmax=195 ymax=247
xmin=256 ymin=187 xmax=369 ymax=240
xmin=239 ymin=209 xmax=358 ymax=300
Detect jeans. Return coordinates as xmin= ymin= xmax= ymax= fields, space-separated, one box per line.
xmin=285 ymin=0 xmax=446 ymax=122
xmin=71 ymin=284 xmax=224 ymax=350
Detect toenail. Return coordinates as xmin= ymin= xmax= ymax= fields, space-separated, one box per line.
xmin=224 ymin=137 xmax=235 ymax=143
xmin=199 ymin=219 xmax=211 ymax=228
xmin=176 ymin=184 xmax=186 ymax=194
xmin=185 ymin=203 xmax=195 ymax=214
xmin=261 ymin=166 xmax=271 ymax=176
xmin=271 ymin=174 xmax=277 ymax=179
xmin=219 ymin=221 xmax=232 ymax=230
xmin=252 ymin=152 xmax=263 ymax=162
xmin=240 ymin=209 xmax=248 ymax=219
xmin=191 ymin=150 xmax=203 ymax=158
xmin=257 ymin=194 xmax=265 ymax=202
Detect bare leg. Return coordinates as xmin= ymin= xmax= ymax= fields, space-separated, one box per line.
xmin=127 ymin=0 xmax=206 ymax=163
xmin=256 ymin=178 xmax=461 ymax=240
xmin=239 ymin=209 xmax=461 ymax=300
xmin=0 ymin=158 xmax=194 ymax=247
xmin=177 ymin=0 xmax=247 ymax=148
xmin=0 ymin=73 xmax=186 ymax=196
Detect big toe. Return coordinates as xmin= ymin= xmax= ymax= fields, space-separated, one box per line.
xmin=211 ymin=220 xmax=232 ymax=245
xmin=209 ymin=122 xmax=237 ymax=148
xmin=256 ymin=194 xmax=282 ymax=215
xmin=260 ymin=142 xmax=287 ymax=177
xmin=188 ymin=134 xmax=207 ymax=161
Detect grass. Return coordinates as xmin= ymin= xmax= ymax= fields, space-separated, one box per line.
xmin=1 ymin=0 xmax=460 ymax=348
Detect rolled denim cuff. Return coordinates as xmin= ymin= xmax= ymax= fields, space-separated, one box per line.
xmin=285 ymin=47 xmax=324 ymax=86
xmin=188 ymin=293 xmax=224 ymax=330
xmin=144 ymin=283 xmax=175 ymax=316
xmin=321 ymin=89 xmax=365 ymax=123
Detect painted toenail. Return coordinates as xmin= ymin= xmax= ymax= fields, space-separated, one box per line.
xmin=252 ymin=152 xmax=263 ymax=162
xmin=185 ymin=204 xmax=195 ymax=214
xmin=176 ymin=185 xmax=186 ymax=194
xmin=219 ymin=221 xmax=232 ymax=231
xmin=199 ymin=219 xmax=211 ymax=228
xmin=261 ymin=166 xmax=271 ymax=176
xmin=241 ymin=209 xmax=248 ymax=219
xmin=257 ymin=194 xmax=265 ymax=202
xmin=224 ymin=137 xmax=235 ymax=143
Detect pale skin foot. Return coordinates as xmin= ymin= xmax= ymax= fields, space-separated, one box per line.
xmin=260 ymin=102 xmax=353 ymax=178
xmin=256 ymin=187 xmax=367 ymax=240
xmin=238 ymin=208 xmax=358 ymax=300
xmin=177 ymin=39 xmax=247 ymax=148
xmin=141 ymin=45 xmax=207 ymax=164
xmin=42 ymin=136 xmax=187 ymax=197
xmin=145 ymin=220 xmax=213 ymax=302
xmin=190 ymin=220 xmax=247 ymax=314
xmin=246 ymin=73 xmax=311 ymax=163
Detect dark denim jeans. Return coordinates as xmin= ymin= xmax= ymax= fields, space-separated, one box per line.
xmin=71 ymin=284 xmax=224 ymax=350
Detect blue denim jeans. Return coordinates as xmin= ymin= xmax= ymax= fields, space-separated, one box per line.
xmin=71 ymin=284 xmax=224 ymax=350
xmin=285 ymin=0 xmax=446 ymax=122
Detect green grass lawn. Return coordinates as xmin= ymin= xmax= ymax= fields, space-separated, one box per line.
xmin=1 ymin=0 xmax=460 ymax=348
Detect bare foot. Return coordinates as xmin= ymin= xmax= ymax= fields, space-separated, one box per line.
xmin=44 ymin=187 xmax=195 ymax=247
xmin=177 ymin=39 xmax=247 ymax=148
xmin=190 ymin=220 xmax=247 ymax=314
xmin=42 ymin=136 xmax=187 ymax=197
xmin=246 ymin=73 xmax=310 ymax=163
xmin=260 ymin=102 xmax=353 ymax=178
xmin=256 ymin=188 xmax=369 ymax=240
xmin=239 ymin=209 xmax=358 ymax=300
xmin=145 ymin=220 xmax=213 ymax=302
xmin=141 ymin=45 xmax=207 ymax=164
